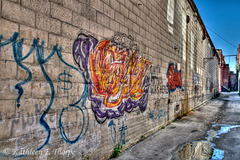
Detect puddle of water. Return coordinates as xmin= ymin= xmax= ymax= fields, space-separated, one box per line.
xmin=178 ymin=124 xmax=240 ymax=160
xmin=209 ymin=124 xmax=240 ymax=159
xmin=211 ymin=148 xmax=224 ymax=160
xmin=212 ymin=124 xmax=240 ymax=136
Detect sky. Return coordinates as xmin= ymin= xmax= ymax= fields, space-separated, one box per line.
xmin=194 ymin=0 xmax=240 ymax=73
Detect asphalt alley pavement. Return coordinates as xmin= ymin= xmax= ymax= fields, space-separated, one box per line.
xmin=115 ymin=92 xmax=240 ymax=160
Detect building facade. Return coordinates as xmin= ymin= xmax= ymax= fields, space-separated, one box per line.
xmin=217 ymin=49 xmax=230 ymax=92
xmin=229 ymin=71 xmax=237 ymax=91
xmin=237 ymin=44 xmax=240 ymax=92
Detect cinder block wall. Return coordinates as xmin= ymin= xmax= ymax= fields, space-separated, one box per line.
xmin=0 ymin=0 xmax=219 ymax=159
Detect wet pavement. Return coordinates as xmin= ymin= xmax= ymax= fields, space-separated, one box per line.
xmin=210 ymin=93 xmax=240 ymax=160
xmin=115 ymin=92 xmax=240 ymax=160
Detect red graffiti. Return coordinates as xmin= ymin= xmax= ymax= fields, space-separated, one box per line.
xmin=167 ymin=63 xmax=182 ymax=93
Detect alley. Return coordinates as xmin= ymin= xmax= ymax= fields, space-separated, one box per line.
xmin=116 ymin=93 xmax=240 ymax=160
xmin=210 ymin=93 xmax=240 ymax=159
xmin=1 ymin=0 xmax=240 ymax=159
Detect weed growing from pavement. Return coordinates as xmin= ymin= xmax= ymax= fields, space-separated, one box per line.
xmin=140 ymin=135 xmax=146 ymax=141
xmin=161 ymin=126 xmax=165 ymax=129
xmin=81 ymin=155 xmax=90 ymax=160
xmin=173 ymin=116 xmax=182 ymax=122
xmin=111 ymin=144 xmax=122 ymax=158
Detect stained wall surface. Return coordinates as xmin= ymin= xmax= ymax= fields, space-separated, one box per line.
xmin=0 ymin=0 xmax=219 ymax=159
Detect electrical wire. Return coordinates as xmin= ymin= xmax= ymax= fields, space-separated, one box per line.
xmin=206 ymin=26 xmax=238 ymax=49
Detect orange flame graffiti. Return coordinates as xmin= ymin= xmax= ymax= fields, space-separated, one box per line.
xmin=89 ymin=40 xmax=151 ymax=108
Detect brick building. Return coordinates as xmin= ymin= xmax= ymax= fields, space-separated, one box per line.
xmin=0 ymin=0 xmax=220 ymax=159
xmin=217 ymin=49 xmax=230 ymax=91
xmin=229 ymin=71 xmax=237 ymax=91
xmin=237 ymin=44 xmax=240 ymax=92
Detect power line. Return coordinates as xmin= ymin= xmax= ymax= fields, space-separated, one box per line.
xmin=224 ymin=55 xmax=236 ymax=57
xmin=205 ymin=26 xmax=238 ymax=49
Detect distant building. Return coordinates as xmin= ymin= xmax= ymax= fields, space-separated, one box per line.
xmin=217 ymin=49 xmax=230 ymax=92
xmin=229 ymin=71 xmax=237 ymax=91
xmin=237 ymin=44 xmax=240 ymax=92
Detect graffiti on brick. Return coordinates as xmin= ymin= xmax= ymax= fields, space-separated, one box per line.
xmin=166 ymin=63 xmax=182 ymax=94
xmin=154 ymin=98 xmax=162 ymax=106
xmin=10 ymin=104 xmax=42 ymax=136
xmin=149 ymin=106 xmax=168 ymax=122
xmin=150 ymin=75 xmax=168 ymax=94
xmin=193 ymin=73 xmax=198 ymax=85
xmin=0 ymin=32 xmax=89 ymax=157
xmin=108 ymin=118 xmax=128 ymax=145
xmin=179 ymin=84 xmax=185 ymax=95
xmin=58 ymin=70 xmax=72 ymax=97
xmin=150 ymin=65 xmax=168 ymax=95
xmin=108 ymin=120 xmax=117 ymax=144
xmin=73 ymin=33 xmax=152 ymax=123
xmin=119 ymin=121 xmax=127 ymax=145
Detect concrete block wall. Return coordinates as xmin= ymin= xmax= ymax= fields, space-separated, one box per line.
xmin=0 ymin=0 xmax=219 ymax=159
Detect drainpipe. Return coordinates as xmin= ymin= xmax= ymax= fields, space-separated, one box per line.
xmin=184 ymin=15 xmax=190 ymax=115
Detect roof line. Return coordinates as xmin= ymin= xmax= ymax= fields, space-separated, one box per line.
xmin=187 ymin=0 xmax=219 ymax=61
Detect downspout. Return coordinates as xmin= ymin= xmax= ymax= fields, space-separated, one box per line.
xmin=184 ymin=15 xmax=190 ymax=115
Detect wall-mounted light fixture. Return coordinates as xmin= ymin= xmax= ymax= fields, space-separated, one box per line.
xmin=174 ymin=45 xmax=179 ymax=50
xmin=186 ymin=15 xmax=190 ymax=24
xmin=202 ymin=29 xmax=206 ymax=40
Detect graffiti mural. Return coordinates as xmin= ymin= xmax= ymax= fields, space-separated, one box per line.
xmin=166 ymin=63 xmax=182 ymax=94
xmin=0 ymin=32 xmax=89 ymax=158
xmin=73 ymin=33 xmax=152 ymax=123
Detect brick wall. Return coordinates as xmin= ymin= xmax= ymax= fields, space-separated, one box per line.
xmin=0 ymin=0 xmax=219 ymax=159
xmin=238 ymin=44 xmax=240 ymax=92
